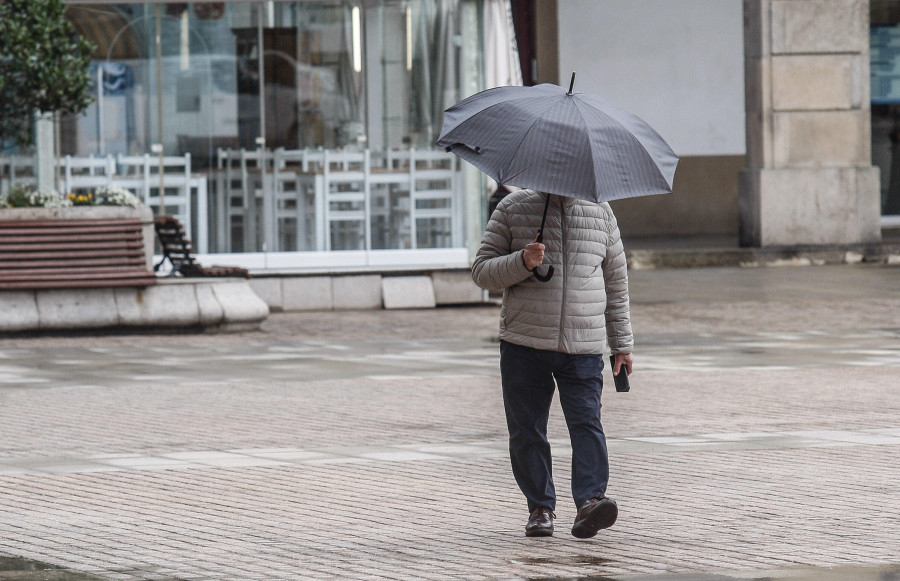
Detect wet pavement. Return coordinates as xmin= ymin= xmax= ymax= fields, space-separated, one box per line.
xmin=0 ymin=554 xmax=106 ymax=580
xmin=0 ymin=264 xmax=898 ymax=580
xmin=1 ymin=556 xmax=898 ymax=581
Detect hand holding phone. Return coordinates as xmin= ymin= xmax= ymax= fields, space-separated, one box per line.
xmin=609 ymin=355 xmax=630 ymax=393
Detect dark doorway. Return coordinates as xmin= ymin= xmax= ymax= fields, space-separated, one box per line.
xmin=870 ymin=1 xmax=900 ymax=217
xmin=510 ymin=0 xmax=535 ymax=85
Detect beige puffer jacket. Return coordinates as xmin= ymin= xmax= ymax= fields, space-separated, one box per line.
xmin=472 ymin=189 xmax=633 ymax=355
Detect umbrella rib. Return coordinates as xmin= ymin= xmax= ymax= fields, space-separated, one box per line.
xmin=442 ymin=97 xmax=559 ymax=183
xmin=496 ymin=100 xmax=567 ymax=185
xmin=444 ymin=93 xmax=548 ymax=144
xmin=569 ymin=97 xmax=611 ymax=194
xmin=570 ymin=97 xmax=674 ymax=195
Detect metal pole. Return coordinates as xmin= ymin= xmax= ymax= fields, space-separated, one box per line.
xmin=256 ymin=4 xmax=267 ymax=252
xmin=155 ymin=4 xmax=165 ymax=216
xmin=97 ymin=66 xmax=104 ymax=155
xmin=54 ymin=111 xmax=61 ymax=192
xmin=257 ymin=4 xmax=266 ymax=145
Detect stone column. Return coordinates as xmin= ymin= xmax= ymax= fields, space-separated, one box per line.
xmin=740 ymin=0 xmax=881 ymax=246
xmin=34 ymin=112 xmax=56 ymax=193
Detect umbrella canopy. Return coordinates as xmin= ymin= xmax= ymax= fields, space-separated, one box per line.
xmin=436 ymin=77 xmax=678 ymax=203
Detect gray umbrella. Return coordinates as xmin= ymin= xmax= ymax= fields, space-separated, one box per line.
xmin=437 ymin=73 xmax=677 ymax=201
xmin=437 ymin=73 xmax=678 ymax=281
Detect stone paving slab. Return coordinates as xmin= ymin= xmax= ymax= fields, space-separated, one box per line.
xmin=1 ymin=446 xmax=898 ymax=580
xmin=0 ymin=264 xmax=898 ymax=580
xmin=3 ymin=427 xmax=900 ymax=476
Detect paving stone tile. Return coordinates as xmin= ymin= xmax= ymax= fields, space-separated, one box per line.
xmin=1 ymin=266 xmax=899 ymax=579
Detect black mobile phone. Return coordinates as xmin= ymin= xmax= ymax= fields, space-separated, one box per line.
xmin=609 ymin=356 xmax=630 ymax=393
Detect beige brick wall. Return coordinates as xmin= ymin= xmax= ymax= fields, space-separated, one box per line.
xmin=741 ymin=0 xmax=881 ymax=246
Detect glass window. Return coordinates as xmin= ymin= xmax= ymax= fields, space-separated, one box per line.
xmin=871 ymin=0 xmax=900 ymax=218
xmin=63 ymin=3 xmax=252 ymax=164
xmin=57 ymin=1 xmax=477 ymax=257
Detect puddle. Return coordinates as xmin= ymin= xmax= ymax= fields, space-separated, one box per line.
xmin=510 ymin=554 xmax=617 ymax=580
xmin=508 ymin=563 xmax=900 ymax=581
xmin=0 ymin=555 xmax=106 ymax=580
xmin=513 ymin=555 xmax=612 ymax=567
xmin=523 ymin=577 xmax=618 ymax=581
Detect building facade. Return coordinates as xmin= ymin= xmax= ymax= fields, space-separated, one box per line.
xmin=42 ymin=0 xmax=491 ymax=266
xmin=63 ymin=1 xmax=477 ymax=158
xmin=536 ymin=0 xmax=890 ymax=246
xmin=4 ymin=0 xmax=893 ymax=268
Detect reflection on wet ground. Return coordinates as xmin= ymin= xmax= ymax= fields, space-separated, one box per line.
xmin=1 ymin=266 xmax=898 ymax=581
xmin=3 ymin=426 xmax=900 ymax=475
xmin=12 ymin=557 xmax=894 ymax=581
xmin=513 ymin=563 xmax=900 ymax=581
xmin=0 ymin=555 xmax=105 ymax=580
xmin=512 ymin=555 xmax=612 ymax=567
xmin=1 ymin=328 xmax=899 ymax=391
xmin=5 ymin=550 xmax=897 ymax=581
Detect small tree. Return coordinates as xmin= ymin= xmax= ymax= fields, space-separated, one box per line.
xmin=0 ymin=0 xmax=95 ymax=150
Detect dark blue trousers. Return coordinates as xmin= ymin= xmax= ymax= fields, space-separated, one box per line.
xmin=500 ymin=340 xmax=609 ymax=511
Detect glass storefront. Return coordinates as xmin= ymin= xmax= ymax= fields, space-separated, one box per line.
xmin=62 ymin=1 xmax=470 ymax=158
xmin=50 ymin=0 xmax=482 ymax=255
xmin=871 ymin=0 xmax=900 ymax=224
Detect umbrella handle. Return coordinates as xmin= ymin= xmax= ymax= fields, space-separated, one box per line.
xmin=532 ymin=194 xmax=554 ymax=282
xmin=533 ymin=265 xmax=554 ymax=282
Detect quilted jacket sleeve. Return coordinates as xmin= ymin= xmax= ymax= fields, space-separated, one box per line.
xmin=602 ymin=210 xmax=634 ymax=354
xmin=471 ymin=201 xmax=533 ymax=292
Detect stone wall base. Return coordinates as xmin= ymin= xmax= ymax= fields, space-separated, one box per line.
xmin=249 ymin=269 xmax=485 ymax=312
xmin=739 ymin=166 xmax=881 ymax=246
xmin=0 ymin=279 xmax=269 ymax=334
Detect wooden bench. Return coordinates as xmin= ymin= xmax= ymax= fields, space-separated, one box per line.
xmin=154 ymin=216 xmax=249 ymax=278
xmin=0 ymin=218 xmax=157 ymax=290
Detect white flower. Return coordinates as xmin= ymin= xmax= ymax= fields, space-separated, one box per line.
xmin=29 ymin=189 xmax=72 ymax=208
xmin=95 ymin=185 xmax=142 ymax=207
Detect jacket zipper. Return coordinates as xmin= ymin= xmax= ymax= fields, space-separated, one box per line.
xmin=557 ymin=198 xmax=567 ymax=351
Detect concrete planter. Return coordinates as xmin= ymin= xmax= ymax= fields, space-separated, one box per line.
xmin=0 ymin=205 xmax=155 ymax=270
xmin=0 ymin=279 xmax=270 ymax=334
xmin=0 ymin=205 xmax=151 ymax=220
xmin=0 ymin=206 xmax=270 ymax=333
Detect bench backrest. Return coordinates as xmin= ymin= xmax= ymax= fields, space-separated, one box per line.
xmin=0 ymin=219 xmax=157 ymax=290
xmin=154 ymin=215 xmax=204 ymax=276
xmin=154 ymin=216 xmax=249 ymax=278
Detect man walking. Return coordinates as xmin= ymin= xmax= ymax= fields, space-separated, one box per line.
xmin=472 ymin=189 xmax=633 ymax=539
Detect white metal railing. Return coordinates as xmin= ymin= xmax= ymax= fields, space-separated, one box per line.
xmin=51 ymin=153 xmax=209 ymax=253
xmin=212 ymin=147 xmax=461 ymax=255
xmin=0 ymin=155 xmax=37 ymax=196
xmin=2 ymin=147 xmax=461 ymax=261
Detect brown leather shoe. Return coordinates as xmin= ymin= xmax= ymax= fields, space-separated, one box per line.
xmin=571 ymin=496 xmax=617 ymax=538
xmin=525 ymin=507 xmax=555 ymax=537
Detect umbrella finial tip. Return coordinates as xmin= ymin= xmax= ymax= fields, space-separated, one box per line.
xmin=567 ymin=72 xmax=576 ymax=95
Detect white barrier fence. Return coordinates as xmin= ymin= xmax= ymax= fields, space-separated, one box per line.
xmin=1 ymin=153 xmax=206 ymax=252
xmin=213 ymin=147 xmax=462 ymax=255
xmin=3 ymin=147 xmax=464 ymax=260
